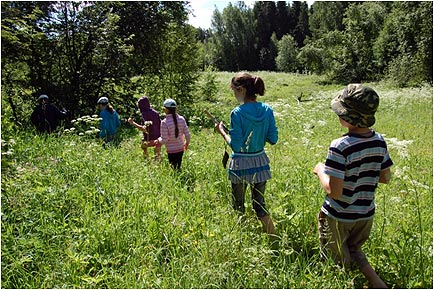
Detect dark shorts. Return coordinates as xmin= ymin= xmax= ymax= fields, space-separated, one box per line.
xmin=231 ymin=181 xmax=268 ymax=218
xmin=168 ymin=151 xmax=184 ymax=169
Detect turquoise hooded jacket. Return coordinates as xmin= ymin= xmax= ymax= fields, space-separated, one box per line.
xmin=229 ymin=102 xmax=278 ymax=153
xmin=99 ymin=109 xmax=121 ymax=138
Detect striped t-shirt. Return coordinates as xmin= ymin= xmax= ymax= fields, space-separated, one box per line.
xmin=321 ymin=131 xmax=393 ymax=222
xmin=159 ymin=114 xmax=190 ymax=154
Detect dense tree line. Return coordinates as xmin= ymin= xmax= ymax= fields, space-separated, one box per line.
xmin=1 ymin=1 xmax=200 ymax=128
xmin=1 ymin=1 xmax=432 ymax=131
xmin=198 ymin=1 xmax=432 ymax=85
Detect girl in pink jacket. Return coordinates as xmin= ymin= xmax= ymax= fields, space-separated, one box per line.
xmin=156 ymin=99 xmax=190 ymax=169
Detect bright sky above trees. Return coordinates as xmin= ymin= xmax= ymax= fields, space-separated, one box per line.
xmin=188 ymin=0 xmax=314 ymax=29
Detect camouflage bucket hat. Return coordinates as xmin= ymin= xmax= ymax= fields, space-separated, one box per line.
xmin=331 ymin=84 xmax=379 ymax=128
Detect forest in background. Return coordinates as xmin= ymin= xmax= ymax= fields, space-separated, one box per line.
xmin=198 ymin=1 xmax=432 ymax=84
xmin=1 ymin=1 xmax=433 ymax=135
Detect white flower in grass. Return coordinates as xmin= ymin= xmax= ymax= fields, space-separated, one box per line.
xmin=410 ymin=179 xmax=430 ymax=190
xmin=384 ymin=137 xmax=414 ymax=159
xmin=79 ymin=132 xmax=84 ymax=136
xmin=70 ymin=127 xmax=76 ymax=131
xmin=301 ymin=137 xmax=310 ymax=147
xmin=92 ymin=115 xmax=99 ymax=118
xmin=390 ymin=197 xmax=402 ymax=203
xmin=144 ymin=121 xmax=153 ymax=127
xmin=317 ymin=120 xmax=327 ymax=126
xmin=85 ymin=130 xmax=94 ymax=135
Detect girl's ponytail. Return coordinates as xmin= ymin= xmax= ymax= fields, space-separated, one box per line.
xmin=169 ymin=107 xmax=179 ymax=138
xmin=231 ymin=72 xmax=265 ymax=100
xmin=107 ymin=104 xmax=115 ymax=114
xmin=253 ymin=76 xmax=265 ymax=96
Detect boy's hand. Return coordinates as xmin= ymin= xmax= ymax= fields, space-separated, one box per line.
xmin=313 ymin=163 xmax=325 ymax=176
xmin=127 ymin=117 xmax=133 ymax=124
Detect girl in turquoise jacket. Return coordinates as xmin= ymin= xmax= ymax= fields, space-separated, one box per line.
xmin=215 ymin=72 xmax=278 ymax=237
xmin=97 ymin=97 xmax=121 ymax=143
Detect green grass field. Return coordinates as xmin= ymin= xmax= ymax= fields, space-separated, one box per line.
xmin=1 ymin=73 xmax=432 ymax=288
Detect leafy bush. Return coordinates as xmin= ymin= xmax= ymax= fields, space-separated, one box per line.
xmin=386 ymin=53 xmax=427 ymax=88
xmin=275 ymin=34 xmax=299 ymax=73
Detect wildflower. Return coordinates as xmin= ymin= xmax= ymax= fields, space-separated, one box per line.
xmin=301 ymin=137 xmax=310 ymax=146
xmin=79 ymin=132 xmax=84 ymax=136
xmin=1 ymin=150 xmax=13 ymax=156
xmin=85 ymin=130 xmax=94 ymax=135
xmin=144 ymin=121 xmax=153 ymax=126
xmin=384 ymin=137 xmax=414 ymax=159
xmin=70 ymin=127 xmax=76 ymax=131
xmin=71 ymin=119 xmax=77 ymax=123
xmin=317 ymin=120 xmax=327 ymax=126
xmin=92 ymin=115 xmax=98 ymax=118
xmin=410 ymin=179 xmax=430 ymax=190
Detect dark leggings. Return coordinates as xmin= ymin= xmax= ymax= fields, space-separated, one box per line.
xmin=231 ymin=181 xmax=268 ymax=218
xmin=168 ymin=151 xmax=184 ymax=169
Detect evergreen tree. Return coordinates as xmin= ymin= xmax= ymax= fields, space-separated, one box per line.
xmin=293 ymin=1 xmax=310 ymax=47
xmin=275 ymin=1 xmax=290 ymax=40
xmin=254 ymin=1 xmax=277 ymax=70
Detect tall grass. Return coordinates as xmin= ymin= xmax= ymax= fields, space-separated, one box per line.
xmin=1 ymin=73 xmax=432 ymax=288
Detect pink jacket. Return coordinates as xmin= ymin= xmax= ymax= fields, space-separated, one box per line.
xmin=158 ymin=114 xmax=190 ymax=153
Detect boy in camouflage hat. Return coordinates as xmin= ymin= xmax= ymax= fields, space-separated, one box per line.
xmin=313 ymin=84 xmax=393 ymax=288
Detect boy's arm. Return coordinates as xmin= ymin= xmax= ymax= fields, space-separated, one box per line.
xmin=313 ymin=163 xmax=344 ymax=199
xmin=379 ymin=168 xmax=391 ymax=184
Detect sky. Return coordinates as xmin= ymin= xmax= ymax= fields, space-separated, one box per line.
xmin=187 ymin=0 xmax=314 ymax=30
xmin=187 ymin=0 xmax=255 ymax=29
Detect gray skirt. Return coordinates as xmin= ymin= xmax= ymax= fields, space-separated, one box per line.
xmin=228 ymin=151 xmax=271 ymax=184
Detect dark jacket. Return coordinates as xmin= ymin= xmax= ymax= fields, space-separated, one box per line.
xmin=138 ymin=97 xmax=161 ymax=140
xmin=30 ymin=103 xmax=67 ymax=133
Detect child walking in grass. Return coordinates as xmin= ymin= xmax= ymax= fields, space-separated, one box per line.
xmin=313 ymin=84 xmax=393 ymax=288
xmin=214 ymin=72 xmax=278 ymax=236
xmin=156 ymin=99 xmax=190 ymax=169
xmin=97 ymin=97 xmax=121 ymax=143
xmin=128 ymin=96 xmax=162 ymax=160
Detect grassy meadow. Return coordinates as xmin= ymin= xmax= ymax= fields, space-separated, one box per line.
xmin=1 ymin=72 xmax=432 ymax=288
